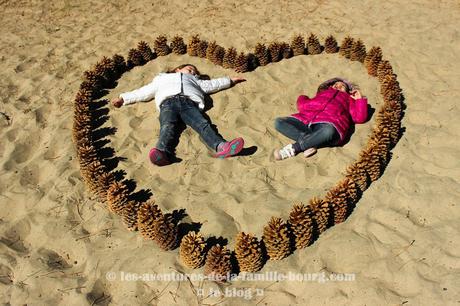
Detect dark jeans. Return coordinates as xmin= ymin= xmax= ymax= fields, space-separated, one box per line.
xmin=156 ymin=96 xmax=224 ymax=156
xmin=274 ymin=117 xmax=339 ymax=151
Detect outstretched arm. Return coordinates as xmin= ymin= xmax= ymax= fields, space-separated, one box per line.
xmin=111 ymin=78 xmax=158 ymax=108
xmin=197 ymin=76 xmax=246 ymax=94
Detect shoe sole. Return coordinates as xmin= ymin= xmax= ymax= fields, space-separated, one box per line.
xmin=214 ymin=138 xmax=244 ymax=159
xmin=303 ymin=148 xmax=317 ymax=158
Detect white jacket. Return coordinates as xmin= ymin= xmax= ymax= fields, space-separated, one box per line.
xmin=120 ymin=72 xmax=232 ymax=110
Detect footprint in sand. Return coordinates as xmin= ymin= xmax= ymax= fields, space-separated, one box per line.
xmin=0 ymin=264 xmax=13 ymax=285
xmin=0 ymin=219 xmax=31 ymax=254
xmin=36 ymin=248 xmax=72 ymax=270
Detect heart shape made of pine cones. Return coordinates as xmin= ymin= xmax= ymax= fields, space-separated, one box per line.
xmin=73 ymin=34 xmax=403 ymax=282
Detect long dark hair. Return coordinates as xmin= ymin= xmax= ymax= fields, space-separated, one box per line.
xmin=165 ymin=64 xmax=200 ymax=75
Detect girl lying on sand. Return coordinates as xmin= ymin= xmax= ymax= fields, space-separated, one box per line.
xmin=111 ymin=64 xmax=246 ymax=166
xmin=273 ymin=77 xmax=369 ymax=160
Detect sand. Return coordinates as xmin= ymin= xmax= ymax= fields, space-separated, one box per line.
xmin=1 ymin=0 xmax=460 ymax=305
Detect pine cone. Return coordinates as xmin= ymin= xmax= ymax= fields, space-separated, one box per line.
xmin=152 ymin=214 xmax=179 ymax=251
xmin=350 ymin=39 xmax=366 ymax=62
xmin=338 ymin=177 xmax=359 ymax=204
xmin=309 ymin=197 xmax=331 ymax=234
xmin=179 ymin=231 xmax=206 ymax=269
xmin=137 ymin=201 xmax=163 ymax=240
xmin=235 ymin=52 xmax=249 ymax=73
xmin=211 ymin=45 xmax=225 ymax=66
xmin=280 ymin=42 xmax=293 ymax=59
xmin=82 ymin=161 xmax=107 ymax=198
xmin=78 ymin=81 xmax=97 ymax=97
xmin=262 ymin=217 xmax=291 ymax=260
xmin=324 ymin=35 xmax=339 ymax=53
xmin=122 ymin=200 xmax=142 ymax=231
xmin=377 ymin=60 xmax=393 ymax=82
xmin=368 ymin=129 xmax=391 ymax=164
xmin=137 ymin=41 xmax=155 ymax=62
xmin=381 ymin=74 xmax=402 ymax=103
xmin=235 ymin=232 xmax=264 ymax=272
xmin=204 ymin=245 xmax=232 ymax=282
xmin=223 ymin=47 xmax=237 ymax=69
xmin=187 ymin=35 xmax=201 ymax=57
xmin=127 ymin=48 xmax=145 ymax=68
xmin=291 ymin=35 xmax=305 ymax=56
xmin=83 ymin=70 xmax=103 ymax=90
xmin=367 ymin=53 xmax=383 ymax=77
xmin=197 ymin=40 xmax=208 ymax=58
xmin=206 ymin=41 xmax=218 ymax=62
xmin=360 ymin=144 xmax=382 ymax=182
xmin=325 ymin=185 xmax=349 ymax=225
xmin=364 ymin=47 xmax=382 ymax=67
xmin=377 ymin=101 xmax=402 ymax=139
xmin=288 ymin=204 xmax=313 ymax=249
xmin=339 ymin=36 xmax=354 ymax=59
xmin=154 ymin=35 xmax=171 ymax=56
xmin=106 ymin=181 xmax=130 ymax=215
xmin=307 ymin=33 xmax=322 ymax=55
xmin=112 ymin=54 xmax=127 ymax=77
xmin=384 ymin=99 xmax=403 ymax=122
xmin=94 ymin=56 xmax=115 ymax=85
xmin=254 ymin=43 xmax=270 ymax=66
xmin=96 ymin=172 xmax=115 ymax=203
xmin=170 ymin=35 xmax=187 ymax=54
xmin=345 ymin=161 xmax=369 ymax=192
xmin=76 ymin=145 xmax=97 ymax=165
xmin=268 ymin=42 xmax=282 ymax=62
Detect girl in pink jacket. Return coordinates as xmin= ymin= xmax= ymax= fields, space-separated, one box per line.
xmin=274 ymin=78 xmax=368 ymax=160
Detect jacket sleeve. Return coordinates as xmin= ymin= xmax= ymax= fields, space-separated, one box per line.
xmin=296 ymin=95 xmax=310 ymax=113
xmin=120 ymin=78 xmax=158 ymax=106
xmin=349 ymin=97 xmax=368 ymax=123
xmin=197 ymin=77 xmax=232 ymax=94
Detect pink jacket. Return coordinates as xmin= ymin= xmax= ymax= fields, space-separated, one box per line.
xmin=291 ymin=88 xmax=368 ymax=144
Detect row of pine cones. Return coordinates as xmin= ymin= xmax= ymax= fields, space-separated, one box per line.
xmin=72 ymin=34 xmax=404 ymax=282
xmin=123 ymin=34 xmax=393 ymax=74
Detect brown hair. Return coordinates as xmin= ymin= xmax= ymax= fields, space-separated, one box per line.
xmin=317 ymin=77 xmax=354 ymax=94
xmin=165 ymin=64 xmax=200 ymax=75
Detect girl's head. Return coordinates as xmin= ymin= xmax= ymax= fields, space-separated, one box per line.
xmin=166 ymin=64 xmax=200 ymax=76
xmin=317 ymin=77 xmax=354 ymax=94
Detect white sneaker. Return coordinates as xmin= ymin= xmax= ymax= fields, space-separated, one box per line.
xmin=274 ymin=144 xmax=296 ymax=160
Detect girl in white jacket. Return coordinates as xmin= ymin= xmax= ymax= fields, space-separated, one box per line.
xmin=111 ymin=64 xmax=246 ymax=166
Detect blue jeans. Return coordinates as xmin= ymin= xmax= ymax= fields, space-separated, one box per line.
xmin=156 ymin=96 xmax=225 ymax=156
xmin=274 ymin=117 xmax=339 ymax=151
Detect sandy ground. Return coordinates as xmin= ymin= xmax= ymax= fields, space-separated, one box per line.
xmin=1 ymin=0 xmax=460 ymax=305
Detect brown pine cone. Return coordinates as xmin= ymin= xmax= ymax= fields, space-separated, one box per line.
xmin=179 ymin=231 xmax=207 ymax=269
xmin=262 ymin=217 xmax=291 ymax=260
xmin=235 ymin=232 xmax=264 ymax=272
xmin=204 ymin=245 xmax=232 ymax=282
xmin=288 ymin=204 xmax=313 ymax=249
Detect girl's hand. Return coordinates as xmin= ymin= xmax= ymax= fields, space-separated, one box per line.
xmin=350 ymin=90 xmax=362 ymax=100
xmin=111 ymin=97 xmax=124 ymax=108
xmin=231 ymin=77 xmax=246 ymax=86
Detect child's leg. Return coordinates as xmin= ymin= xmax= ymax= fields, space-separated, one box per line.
xmin=179 ymin=99 xmax=225 ymax=151
xmin=295 ymin=123 xmax=339 ymax=151
xmin=274 ymin=117 xmax=310 ymax=141
xmin=156 ymin=100 xmax=182 ymax=157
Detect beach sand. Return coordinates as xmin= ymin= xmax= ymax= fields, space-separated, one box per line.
xmin=1 ymin=0 xmax=459 ymax=305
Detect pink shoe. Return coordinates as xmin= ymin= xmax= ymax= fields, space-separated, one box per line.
xmin=215 ymin=137 xmax=244 ymax=159
xmin=149 ymin=148 xmax=171 ymax=166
